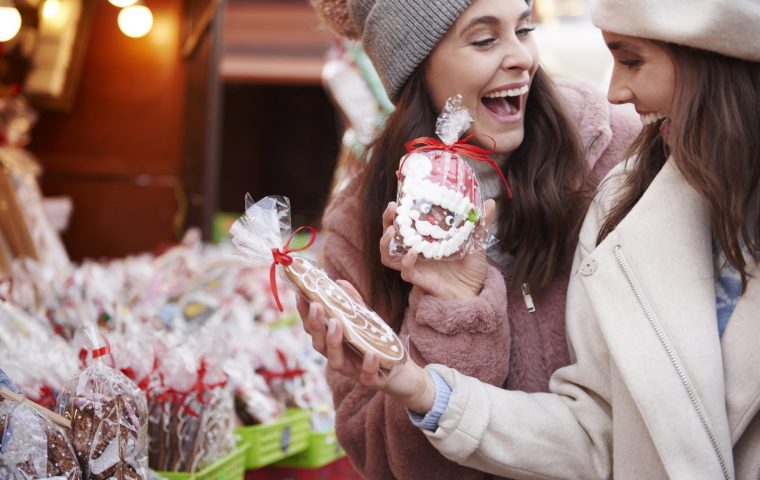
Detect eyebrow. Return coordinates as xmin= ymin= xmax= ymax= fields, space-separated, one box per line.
xmin=459 ymin=8 xmax=532 ymax=34
xmin=606 ymin=41 xmax=642 ymax=54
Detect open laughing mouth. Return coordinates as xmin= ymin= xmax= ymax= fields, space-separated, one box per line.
xmin=481 ymin=84 xmax=529 ymax=122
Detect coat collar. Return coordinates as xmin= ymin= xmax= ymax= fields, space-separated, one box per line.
xmin=581 ymin=159 xmax=743 ymax=477
xmin=720 ymin=259 xmax=760 ymax=444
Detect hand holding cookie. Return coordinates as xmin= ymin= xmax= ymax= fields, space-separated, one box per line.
xmin=301 ymin=288 xmax=435 ymax=414
xmin=381 ymin=199 xmax=496 ymax=299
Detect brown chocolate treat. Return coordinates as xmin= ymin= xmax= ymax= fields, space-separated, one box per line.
xmin=284 ymin=256 xmax=407 ymax=369
xmin=64 ymin=395 xmax=144 ymax=479
xmin=47 ymin=428 xmax=82 ymax=480
xmin=147 ymin=388 xmax=234 ymax=473
xmin=0 ymin=401 xmax=81 ymax=480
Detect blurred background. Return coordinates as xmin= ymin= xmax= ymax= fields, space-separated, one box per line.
xmin=0 ymin=0 xmax=610 ymax=264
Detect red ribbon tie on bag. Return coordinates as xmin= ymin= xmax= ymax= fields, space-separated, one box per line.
xmin=270 ymin=226 xmax=317 ymax=311
xmin=403 ymin=134 xmax=512 ymax=198
xmin=92 ymin=345 xmax=110 ymax=359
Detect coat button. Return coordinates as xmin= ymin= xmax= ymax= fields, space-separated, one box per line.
xmin=580 ymin=257 xmax=597 ymax=276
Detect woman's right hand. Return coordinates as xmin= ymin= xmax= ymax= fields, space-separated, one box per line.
xmin=379 ymin=200 xmax=495 ymax=300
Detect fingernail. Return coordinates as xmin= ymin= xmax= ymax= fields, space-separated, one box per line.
xmin=327 ymin=319 xmax=337 ymax=335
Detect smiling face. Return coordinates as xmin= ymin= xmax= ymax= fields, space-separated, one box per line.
xmin=603 ymin=31 xmax=676 ymax=126
xmin=424 ymin=0 xmax=539 ymax=154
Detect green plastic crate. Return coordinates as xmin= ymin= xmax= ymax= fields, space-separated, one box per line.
xmin=158 ymin=443 xmax=249 ymax=480
xmin=235 ymin=408 xmax=311 ymax=469
xmin=273 ymin=429 xmax=345 ymax=469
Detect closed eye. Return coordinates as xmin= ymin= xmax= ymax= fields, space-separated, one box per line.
xmin=516 ymin=26 xmax=535 ymax=37
xmin=620 ymin=59 xmax=642 ymax=68
xmin=472 ymin=38 xmax=496 ymax=47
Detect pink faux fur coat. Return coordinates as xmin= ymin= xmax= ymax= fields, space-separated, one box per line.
xmin=319 ymin=80 xmax=641 ymax=479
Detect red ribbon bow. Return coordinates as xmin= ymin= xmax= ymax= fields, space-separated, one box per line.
xmin=403 ymin=134 xmax=512 ymax=198
xmin=270 ymin=226 xmax=317 ymax=311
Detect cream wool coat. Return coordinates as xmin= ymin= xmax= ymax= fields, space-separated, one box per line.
xmin=424 ymin=159 xmax=760 ymax=479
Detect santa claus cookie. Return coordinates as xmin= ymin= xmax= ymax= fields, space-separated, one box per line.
xmin=394 ymin=151 xmax=482 ymax=260
xmin=285 ymin=256 xmax=406 ymax=370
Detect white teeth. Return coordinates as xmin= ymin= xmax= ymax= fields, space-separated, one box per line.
xmin=485 ymin=84 xmax=529 ymax=98
xmin=640 ymin=113 xmax=666 ymax=125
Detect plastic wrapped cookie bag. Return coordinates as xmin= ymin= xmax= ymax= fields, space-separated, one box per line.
xmin=230 ymin=195 xmax=407 ymax=372
xmin=146 ymin=337 xmax=234 ymax=474
xmin=392 ymin=94 xmax=511 ymax=260
xmin=56 ymin=324 xmax=149 ymax=480
xmin=0 ymin=397 xmax=81 ymax=480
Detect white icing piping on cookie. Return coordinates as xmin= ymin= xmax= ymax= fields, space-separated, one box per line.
xmin=288 ymin=258 xmax=405 ymax=363
xmin=396 ymin=178 xmax=477 ymax=260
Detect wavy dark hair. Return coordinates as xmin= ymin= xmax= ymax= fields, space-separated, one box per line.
xmin=354 ymin=66 xmax=589 ymax=332
xmin=597 ymin=45 xmax=760 ymax=292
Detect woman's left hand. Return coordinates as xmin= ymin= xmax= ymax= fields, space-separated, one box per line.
xmin=299 ymin=281 xmax=436 ymax=413
xmin=379 ymin=200 xmax=496 ymax=300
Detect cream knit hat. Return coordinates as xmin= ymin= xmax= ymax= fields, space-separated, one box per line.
xmin=591 ymin=0 xmax=760 ymax=62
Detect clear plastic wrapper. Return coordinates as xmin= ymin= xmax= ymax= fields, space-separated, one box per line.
xmin=0 ymin=397 xmax=81 ymax=480
xmin=0 ymin=300 xmax=78 ymax=409
xmin=392 ymin=94 xmax=506 ymax=260
xmin=230 ymin=195 xmax=407 ymax=371
xmin=146 ymin=338 xmax=234 ymax=473
xmin=55 ymin=324 xmax=148 ymax=480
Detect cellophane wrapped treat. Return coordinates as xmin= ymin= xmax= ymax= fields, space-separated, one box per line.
xmin=0 ymin=300 xmax=78 ymax=410
xmin=0 ymin=397 xmax=81 ymax=480
xmin=146 ymin=337 xmax=234 ymax=473
xmin=230 ymin=195 xmax=407 ymax=371
xmin=55 ymin=325 xmax=148 ymax=480
xmin=392 ymin=94 xmax=500 ymax=260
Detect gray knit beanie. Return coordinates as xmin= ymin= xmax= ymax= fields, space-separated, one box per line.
xmin=591 ymin=0 xmax=760 ymax=62
xmin=347 ymin=0 xmax=474 ymax=102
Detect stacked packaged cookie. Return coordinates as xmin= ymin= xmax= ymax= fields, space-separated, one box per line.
xmin=0 ymin=395 xmax=80 ymax=480
xmin=55 ymin=325 xmax=148 ymax=480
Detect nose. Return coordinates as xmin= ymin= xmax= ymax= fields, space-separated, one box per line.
xmin=606 ymin=66 xmax=633 ymax=105
xmin=500 ymin=37 xmax=534 ymax=72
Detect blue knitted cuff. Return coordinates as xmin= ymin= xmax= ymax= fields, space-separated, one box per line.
xmin=407 ymin=371 xmax=452 ymax=431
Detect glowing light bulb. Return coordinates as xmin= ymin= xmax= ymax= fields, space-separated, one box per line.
xmin=118 ymin=4 xmax=153 ymax=38
xmin=42 ymin=0 xmax=61 ymax=19
xmin=109 ymin=0 xmax=137 ymax=7
xmin=0 ymin=4 xmax=21 ymax=42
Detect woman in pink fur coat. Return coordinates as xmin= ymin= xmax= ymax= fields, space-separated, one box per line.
xmin=302 ymin=0 xmax=640 ymax=478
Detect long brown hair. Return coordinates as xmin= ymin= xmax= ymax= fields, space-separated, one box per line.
xmin=356 ymin=66 xmax=589 ymax=332
xmin=598 ymin=45 xmax=760 ymax=291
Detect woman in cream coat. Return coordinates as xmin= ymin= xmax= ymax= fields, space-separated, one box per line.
xmin=304 ymin=0 xmax=760 ymax=478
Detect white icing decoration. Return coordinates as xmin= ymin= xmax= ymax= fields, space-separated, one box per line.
xmin=286 ymin=258 xmax=405 ymax=364
xmin=402 ymin=153 xmax=433 ymax=179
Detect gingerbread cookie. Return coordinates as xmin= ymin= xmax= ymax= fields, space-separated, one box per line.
xmin=57 ymin=361 xmax=148 ymax=480
xmin=285 ymin=256 xmax=406 ymax=370
xmin=394 ymin=151 xmax=482 ymax=259
xmin=0 ymin=400 xmax=81 ymax=480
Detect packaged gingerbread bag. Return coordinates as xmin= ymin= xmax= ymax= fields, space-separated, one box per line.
xmin=392 ymin=94 xmax=511 ymax=260
xmin=0 ymin=394 xmax=81 ymax=480
xmin=230 ymin=195 xmax=407 ymax=370
xmin=56 ymin=324 xmax=148 ymax=480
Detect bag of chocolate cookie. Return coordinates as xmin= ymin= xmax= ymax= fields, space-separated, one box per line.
xmin=230 ymin=195 xmax=408 ymax=371
xmin=56 ymin=325 xmax=148 ymax=480
xmin=0 ymin=396 xmax=81 ymax=480
xmin=392 ymin=94 xmax=509 ymax=260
